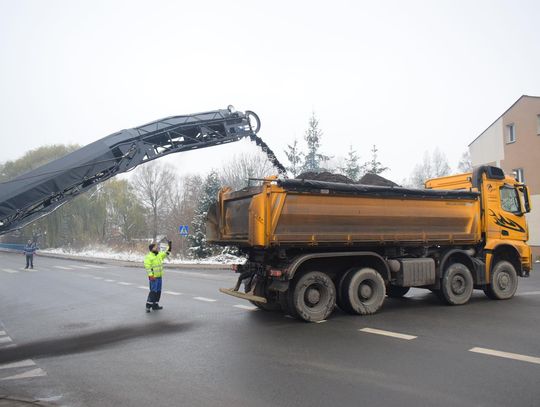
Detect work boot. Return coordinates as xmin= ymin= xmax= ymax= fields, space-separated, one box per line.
xmin=152 ymin=303 xmax=163 ymax=310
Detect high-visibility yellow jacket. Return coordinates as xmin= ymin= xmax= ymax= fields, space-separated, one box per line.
xmin=144 ymin=251 xmax=168 ymax=278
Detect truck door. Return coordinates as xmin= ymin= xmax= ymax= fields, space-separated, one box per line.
xmin=489 ymin=184 xmax=528 ymax=242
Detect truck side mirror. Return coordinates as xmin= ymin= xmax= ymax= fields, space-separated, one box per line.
xmin=522 ymin=186 xmax=531 ymax=213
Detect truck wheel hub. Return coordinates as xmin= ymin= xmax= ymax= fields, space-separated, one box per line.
xmin=451 ymin=275 xmax=466 ymax=295
xmin=497 ymin=273 xmax=510 ymax=289
xmin=306 ymin=287 xmax=321 ymax=305
xmin=359 ymin=283 xmax=373 ymax=299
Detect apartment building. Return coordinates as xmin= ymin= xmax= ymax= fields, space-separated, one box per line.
xmin=469 ymin=95 xmax=540 ymax=259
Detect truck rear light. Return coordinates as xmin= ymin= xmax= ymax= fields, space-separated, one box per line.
xmin=269 ymin=269 xmax=282 ymax=277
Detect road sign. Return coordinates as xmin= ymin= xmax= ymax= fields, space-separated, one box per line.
xmin=179 ymin=225 xmax=189 ymax=236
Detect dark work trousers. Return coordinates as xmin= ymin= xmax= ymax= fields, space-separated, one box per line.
xmin=25 ymin=255 xmax=34 ymax=269
xmin=146 ymin=277 xmax=162 ymax=309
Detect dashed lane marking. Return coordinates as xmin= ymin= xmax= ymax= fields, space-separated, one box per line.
xmin=518 ymin=291 xmax=540 ymax=296
xmin=138 ymin=286 xmax=148 ymax=290
xmin=1 ymin=268 xmax=18 ymax=274
xmin=118 ymin=282 xmax=133 ymax=286
xmin=469 ymin=347 xmax=540 ymax=365
xmin=0 ymin=337 xmax=13 ymax=344
xmin=84 ymin=264 xmax=106 ymax=269
xmin=233 ymin=304 xmax=258 ymax=311
xmin=314 ymin=320 xmax=327 ymax=324
xmin=68 ymin=265 xmax=90 ymax=269
xmin=1 ymin=367 xmax=47 ymax=381
xmin=53 ymin=266 xmax=74 ymax=270
xmin=0 ymin=331 xmax=5 ymax=336
xmin=0 ymin=360 xmax=36 ymax=370
xmin=93 ymin=276 xmax=104 ymax=280
xmin=193 ymin=297 xmax=217 ymax=302
xmin=104 ymin=279 xmax=116 ymax=282
xmin=359 ymin=327 xmax=417 ymax=340
xmin=163 ymin=290 xmax=182 ymax=296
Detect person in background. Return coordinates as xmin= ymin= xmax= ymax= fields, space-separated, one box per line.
xmin=23 ymin=240 xmax=37 ymax=269
xmin=144 ymin=240 xmax=172 ymax=313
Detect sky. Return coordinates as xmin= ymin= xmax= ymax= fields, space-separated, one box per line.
xmin=1 ymin=0 xmax=539 ymax=184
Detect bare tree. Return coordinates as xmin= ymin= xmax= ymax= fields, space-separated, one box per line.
xmin=220 ymin=152 xmax=276 ymax=190
xmin=457 ymin=150 xmax=472 ymax=173
xmin=132 ymin=161 xmax=176 ymax=240
xmin=409 ymin=148 xmax=450 ymax=188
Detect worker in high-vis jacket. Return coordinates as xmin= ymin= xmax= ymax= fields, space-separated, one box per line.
xmin=144 ymin=240 xmax=171 ymax=313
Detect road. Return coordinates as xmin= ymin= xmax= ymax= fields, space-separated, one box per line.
xmin=0 ymin=251 xmax=539 ymax=407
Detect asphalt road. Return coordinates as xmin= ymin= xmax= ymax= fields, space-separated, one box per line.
xmin=0 ymin=251 xmax=539 ymax=407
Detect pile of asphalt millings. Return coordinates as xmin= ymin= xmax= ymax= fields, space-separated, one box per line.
xmin=295 ymin=171 xmax=398 ymax=187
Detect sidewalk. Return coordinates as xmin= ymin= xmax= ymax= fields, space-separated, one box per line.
xmin=0 ymin=248 xmax=232 ymax=270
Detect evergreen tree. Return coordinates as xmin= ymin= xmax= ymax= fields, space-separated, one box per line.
xmin=188 ymin=170 xmax=222 ymax=258
xmin=339 ymin=145 xmax=361 ymax=181
xmin=284 ymin=139 xmax=303 ymax=177
xmin=302 ymin=112 xmax=330 ymax=172
xmin=362 ymin=145 xmax=388 ymax=175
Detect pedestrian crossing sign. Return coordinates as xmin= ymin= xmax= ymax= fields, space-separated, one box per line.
xmin=179 ymin=225 xmax=189 ymax=236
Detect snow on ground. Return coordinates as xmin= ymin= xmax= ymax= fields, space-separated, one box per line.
xmin=41 ymin=246 xmax=246 ymax=265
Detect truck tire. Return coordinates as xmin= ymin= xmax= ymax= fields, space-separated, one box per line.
xmin=386 ymin=285 xmax=410 ymax=298
xmin=336 ymin=268 xmax=355 ymax=312
xmin=247 ymin=281 xmax=281 ymax=312
xmin=483 ymin=260 xmax=518 ymax=300
xmin=342 ymin=268 xmax=386 ymax=315
xmin=288 ymin=271 xmax=336 ymax=322
xmin=440 ymin=262 xmax=473 ymax=305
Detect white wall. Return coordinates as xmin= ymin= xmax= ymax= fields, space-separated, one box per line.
xmin=469 ymin=117 xmax=505 ymax=167
xmin=526 ymin=194 xmax=540 ymax=246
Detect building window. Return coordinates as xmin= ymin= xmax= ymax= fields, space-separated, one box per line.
xmin=512 ymin=168 xmax=524 ymax=183
xmin=506 ymin=123 xmax=516 ymax=143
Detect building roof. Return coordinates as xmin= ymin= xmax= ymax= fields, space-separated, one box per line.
xmin=468 ymin=95 xmax=540 ymax=147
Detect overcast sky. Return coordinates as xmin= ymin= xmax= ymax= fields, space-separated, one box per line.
xmin=1 ymin=0 xmax=539 ymax=183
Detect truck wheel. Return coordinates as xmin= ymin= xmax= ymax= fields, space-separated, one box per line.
xmin=440 ymin=263 xmax=473 ymax=305
xmin=342 ymin=268 xmax=386 ymax=315
xmin=336 ymin=268 xmax=355 ymax=312
xmin=247 ymin=281 xmax=281 ymax=312
xmin=386 ymin=285 xmax=410 ymax=298
xmin=289 ymin=271 xmax=336 ymax=322
xmin=483 ymin=260 xmax=518 ymax=300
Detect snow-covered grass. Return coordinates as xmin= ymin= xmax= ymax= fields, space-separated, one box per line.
xmin=41 ymin=246 xmax=246 ymax=265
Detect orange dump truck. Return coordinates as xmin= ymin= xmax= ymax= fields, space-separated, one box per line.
xmin=207 ymin=166 xmax=532 ymax=322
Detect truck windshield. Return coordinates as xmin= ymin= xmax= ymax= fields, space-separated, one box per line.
xmin=500 ymin=185 xmax=521 ymax=214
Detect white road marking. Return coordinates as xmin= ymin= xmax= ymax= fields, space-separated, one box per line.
xmin=104 ymin=279 xmax=115 ymax=282
xmin=1 ymin=268 xmax=18 ymax=273
xmin=0 ymin=337 xmax=12 ymax=344
xmin=469 ymin=347 xmax=540 ymax=365
xmin=1 ymin=367 xmax=47 ymax=380
xmin=93 ymin=276 xmax=104 ymax=280
xmin=69 ymin=265 xmax=90 ymax=269
xmin=85 ymin=264 xmax=106 ymax=269
xmin=359 ymin=327 xmax=417 ymax=340
xmin=118 ymin=282 xmax=133 ymax=286
xmin=0 ymin=359 xmax=36 ymax=370
xmin=314 ymin=320 xmax=327 ymax=324
xmin=233 ymin=304 xmax=258 ymax=311
xmin=53 ymin=266 xmax=73 ymax=270
xmin=138 ymin=286 xmax=148 ymax=290
xmin=0 ymin=331 xmax=5 ymax=336
xmin=193 ymin=297 xmax=217 ymax=302
xmin=518 ymin=291 xmax=540 ymax=296
xmin=163 ymin=290 xmax=182 ymax=296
